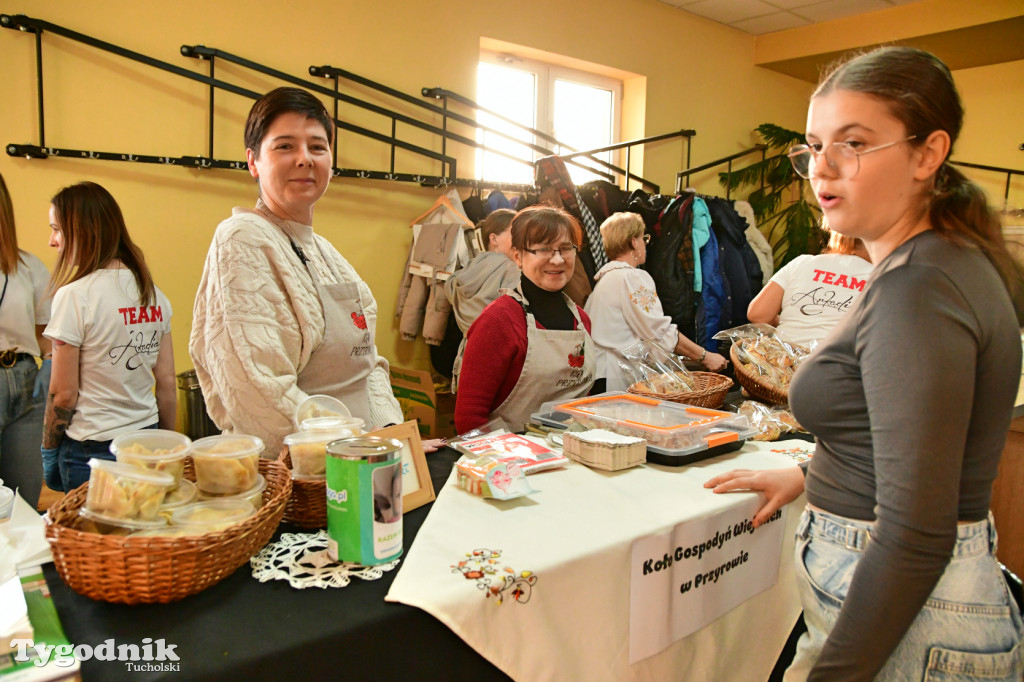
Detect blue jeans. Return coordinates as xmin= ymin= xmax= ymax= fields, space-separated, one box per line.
xmin=57 ymin=423 xmax=157 ymax=492
xmin=785 ymin=507 xmax=1023 ymax=681
xmin=0 ymin=356 xmax=43 ymax=508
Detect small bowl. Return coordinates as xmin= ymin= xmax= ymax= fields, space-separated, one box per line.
xmin=197 ymin=474 xmax=267 ymax=510
xmin=0 ymin=486 xmax=14 ymax=523
xmin=83 ymin=459 xmax=175 ymax=523
xmin=170 ymin=499 xmax=256 ymax=534
xmin=295 ymin=394 xmax=350 ymax=426
xmin=284 ymin=429 xmax=354 ymax=477
xmin=191 ymin=434 xmax=263 ymax=495
xmin=111 ymin=429 xmax=191 ymax=486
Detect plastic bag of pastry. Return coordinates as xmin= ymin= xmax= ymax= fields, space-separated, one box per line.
xmin=83 ymin=458 xmax=175 ymax=523
xmin=620 ymin=340 xmax=695 ymax=394
xmin=714 ymin=324 xmax=810 ymax=390
xmin=736 ymin=400 xmax=805 ymax=441
xmin=455 ymin=454 xmax=536 ymax=500
xmin=191 ymin=434 xmax=263 ymax=495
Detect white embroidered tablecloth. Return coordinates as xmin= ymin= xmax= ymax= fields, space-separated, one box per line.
xmin=386 ymin=439 xmax=813 ymax=681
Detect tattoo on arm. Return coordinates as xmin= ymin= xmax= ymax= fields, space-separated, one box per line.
xmin=42 ymin=392 xmax=75 ymax=449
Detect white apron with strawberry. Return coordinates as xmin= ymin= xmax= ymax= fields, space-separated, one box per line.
xmin=488 ymin=287 xmax=596 ymax=432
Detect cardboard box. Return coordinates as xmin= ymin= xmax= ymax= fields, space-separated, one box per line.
xmin=390 ymin=366 xmax=456 ymax=439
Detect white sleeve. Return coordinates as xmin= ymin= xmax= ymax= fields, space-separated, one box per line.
xmin=768 ymin=254 xmax=809 ymax=292
xmin=43 ymin=286 xmax=83 ymax=347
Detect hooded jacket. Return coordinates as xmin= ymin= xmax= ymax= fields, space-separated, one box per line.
xmin=444 ymin=251 xmax=521 ymax=334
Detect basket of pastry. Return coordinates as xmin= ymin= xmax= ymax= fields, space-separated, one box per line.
xmin=716 ymin=324 xmax=810 ymax=406
xmin=46 ymin=431 xmax=290 ymax=604
xmin=277 ymin=417 xmax=364 ymax=528
xmin=621 ymin=340 xmax=732 ymax=408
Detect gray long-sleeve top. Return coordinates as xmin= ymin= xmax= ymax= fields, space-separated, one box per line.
xmin=789 ymin=229 xmax=1021 ymax=680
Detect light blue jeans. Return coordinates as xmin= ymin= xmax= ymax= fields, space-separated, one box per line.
xmin=0 ymin=356 xmax=43 ymax=508
xmin=785 ymin=507 xmax=1023 ymax=681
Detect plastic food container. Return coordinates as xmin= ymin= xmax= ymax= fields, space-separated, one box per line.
xmin=197 ymin=474 xmax=267 ymax=510
xmin=83 ymin=459 xmax=175 ymax=522
xmin=0 ymin=486 xmax=14 ymax=523
xmin=158 ymin=479 xmax=198 ymax=518
xmin=299 ymin=416 xmax=364 ymax=435
xmin=295 ymin=394 xmax=350 ymax=425
xmin=283 ymin=429 xmax=354 ymax=477
xmin=111 ymin=429 xmax=192 ymax=486
xmin=79 ymin=508 xmax=169 ymax=535
xmin=541 ymin=392 xmax=757 ymax=466
xmin=191 ymin=434 xmax=263 ymax=495
xmin=169 ymin=499 xmax=256 ymax=534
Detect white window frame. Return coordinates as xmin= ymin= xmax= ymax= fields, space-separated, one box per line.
xmin=477 ymin=50 xmax=623 ymax=183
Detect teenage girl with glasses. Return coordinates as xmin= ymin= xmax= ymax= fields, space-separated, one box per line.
xmin=706 ymin=47 xmax=1024 ymax=681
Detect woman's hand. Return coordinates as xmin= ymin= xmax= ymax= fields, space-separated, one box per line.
xmin=704 ymin=467 xmax=805 ymax=527
xmin=701 ymin=351 xmax=728 ymax=372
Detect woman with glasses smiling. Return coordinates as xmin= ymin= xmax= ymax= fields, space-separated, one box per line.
xmin=585 ymin=212 xmax=727 ymax=392
xmin=454 ymin=205 xmax=595 ymax=434
xmin=706 ymin=47 xmax=1023 ymax=681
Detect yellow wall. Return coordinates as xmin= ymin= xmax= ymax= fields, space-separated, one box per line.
xmin=0 ymin=0 xmax=1018 ymax=402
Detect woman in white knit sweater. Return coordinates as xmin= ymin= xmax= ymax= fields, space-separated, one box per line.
xmin=189 ymin=88 xmax=402 ymax=455
xmin=585 ymin=212 xmax=727 ymax=393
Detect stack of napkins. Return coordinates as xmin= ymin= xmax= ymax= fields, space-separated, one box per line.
xmin=0 ymin=569 xmax=31 ymax=656
xmin=0 ymin=491 xmax=52 ymax=574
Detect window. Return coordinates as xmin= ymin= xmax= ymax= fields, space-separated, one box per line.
xmin=476 ymin=51 xmax=622 ymax=186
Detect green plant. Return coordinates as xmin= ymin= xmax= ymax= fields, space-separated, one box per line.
xmin=719 ymin=123 xmax=825 ymax=269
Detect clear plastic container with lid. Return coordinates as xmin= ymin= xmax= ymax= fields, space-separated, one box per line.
xmin=540 ymin=392 xmax=757 ymax=465
xmin=190 ymin=434 xmax=263 ymax=495
xmin=83 ymin=458 xmax=175 ymax=523
xmin=110 ymin=429 xmax=192 ymax=486
xmin=158 ymin=478 xmax=198 ymax=519
xmin=79 ymin=508 xmax=169 ymax=536
xmin=299 ymin=416 xmax=365 ymax=435
xmin=170 ymin=499 xmax=256 ymax=534
xmin=295 ymin=394 xmax=350 ymax=426
xmin=197 ymin=473 xmax=267 ymax=509
xmin=283 ymin=429 xmax=354 ymax=478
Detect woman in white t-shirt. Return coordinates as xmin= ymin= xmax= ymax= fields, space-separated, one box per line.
xmin=42 ymin=182 xmax=176 ymax=492
xmin=0 ymin=173 xmax=52 ymax=508
xmin=747 ymin=232 xmax=872 ymax=348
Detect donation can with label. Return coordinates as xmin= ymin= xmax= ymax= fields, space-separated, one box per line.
xmin=325 ymin=436 xmax=403 ymax=565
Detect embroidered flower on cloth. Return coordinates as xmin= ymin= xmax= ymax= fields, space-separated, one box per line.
xmin=451 ymin=548 xmax=538 ymax=605
xmin=629 ymin=285 xmax=658 ymax=313
xmin=771 ymin=446 xmax=814 ymax=464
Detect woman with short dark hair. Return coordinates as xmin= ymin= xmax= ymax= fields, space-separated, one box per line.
xmin=190 ymin=87 xmax=402 ymax=456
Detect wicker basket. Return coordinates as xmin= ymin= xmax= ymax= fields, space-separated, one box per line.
xmin=730 ymin=345 xmax=790 ymax=406
xmin=46 ymin=457 xmax=290 ymax=604
xmin=627 ymin=371 xmax=733 ymax=409
xmin=277 ymin=447 xmax=326 ymax=529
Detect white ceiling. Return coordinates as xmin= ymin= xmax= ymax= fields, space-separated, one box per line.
xmin=659 ymin=0 xmax=927 ymax=35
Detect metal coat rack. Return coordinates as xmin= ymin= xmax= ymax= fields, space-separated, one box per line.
xmin=2 ymin=13 xmax=697 ymax=196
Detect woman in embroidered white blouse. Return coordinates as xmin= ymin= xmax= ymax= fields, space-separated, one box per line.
xmin=584 ymin=212 xmax=728 ymax=392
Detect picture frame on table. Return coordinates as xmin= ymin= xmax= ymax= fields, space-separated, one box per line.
xmin=374 ymin=420 xmax=436 ymax=513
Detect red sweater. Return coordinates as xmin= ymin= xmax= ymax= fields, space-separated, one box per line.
xmin=454 ymin=295 xmax=592 ymax=434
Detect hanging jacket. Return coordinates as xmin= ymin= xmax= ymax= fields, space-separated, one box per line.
xmin=705 ymin=197 xmax=764 ymax=331
xmin=732 ymin=200 xmax=774 ymax=286
xmin=633 ymin=193 xmax=698 ymax=341
xmin=697 ymin=225 xmax=727 ymax=350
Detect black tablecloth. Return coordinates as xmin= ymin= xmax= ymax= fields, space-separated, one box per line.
xmin=43 ymin=448 xmax=511 ymax=681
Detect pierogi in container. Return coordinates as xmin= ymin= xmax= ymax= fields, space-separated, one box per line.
xmin=110 ymin=429 xmax=192 ymax=486
xmin=191 ymin=434 xmax=263 ymax=495
xmin=83 ymin=458 xmax=175 ymax=523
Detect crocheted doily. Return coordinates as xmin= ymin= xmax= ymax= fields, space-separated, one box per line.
xmin=250 ymin=530 xmax=400 ymax=589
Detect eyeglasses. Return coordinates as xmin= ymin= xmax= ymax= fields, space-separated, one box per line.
xmin=641 ymin=233 xmax=651 ymax=244
xmin=787 ymin=135 xmax=916 ymax=179
xmin=522 ymin=244 xmax=578 ymax=260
